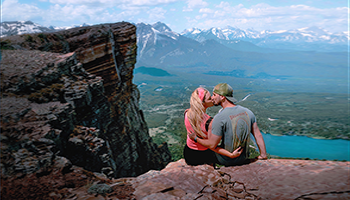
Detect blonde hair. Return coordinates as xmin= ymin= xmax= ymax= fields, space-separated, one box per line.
xmin=187 ymin=87 xmax=208 ymax=139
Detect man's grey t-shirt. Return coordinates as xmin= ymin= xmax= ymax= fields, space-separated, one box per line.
xmin=211 ymin=105 xmax=256 ymax=165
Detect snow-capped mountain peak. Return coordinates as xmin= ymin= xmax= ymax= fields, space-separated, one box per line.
xmin=297 ymin=26 xmax=329 ymax=35
xmin=182 ymin=25 xmax=348 ymax=51
xmin=1 ymin=21 xmax=54 ymax=37
xmin=1 ymin=20 xmax=347 ymax=52
xmin=181 ymin=27 xmax=202 ymax=35
xmin=152 ymin=22 xmax=172 ymax=33
xmin=0 ymin=21 xmax=94 ymax=37
xmin=135 ymin=22 xmax=182 ymax=56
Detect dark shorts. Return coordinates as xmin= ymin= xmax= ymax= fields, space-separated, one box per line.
xmin=183 ymin=144 xmax=217 ymax=166
xmin=215 ymin=152 xmax=247 ymax=166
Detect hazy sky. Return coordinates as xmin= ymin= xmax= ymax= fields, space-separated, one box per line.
xmin=1 ymin=0 xmax=349 ymax=33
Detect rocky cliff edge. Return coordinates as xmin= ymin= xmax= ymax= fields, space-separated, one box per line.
xmin=1 ymin=22 xmax=172 ymax=199
xmin=2 ymin=157 xmax=349 ymax=199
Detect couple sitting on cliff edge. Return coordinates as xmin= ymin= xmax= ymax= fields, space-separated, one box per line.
xmin=183 ymin=83 xmax=267 ymax=167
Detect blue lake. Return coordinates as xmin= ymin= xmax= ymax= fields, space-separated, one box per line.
xmin=258 ymin=132 xmax=350 ymax=161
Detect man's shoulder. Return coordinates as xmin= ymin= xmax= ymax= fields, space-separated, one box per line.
xmin=226 ymin=105 xmax=255 ymax=118
xmin=213 ymin=107 xmax=233 ymax=122
xmin=213 ymin=109 xmax=227 ymax=122
xmin=237 ymin=105 xmax=252 ymax=112
xmin=236 ymin=105 xmax=256 ymax=119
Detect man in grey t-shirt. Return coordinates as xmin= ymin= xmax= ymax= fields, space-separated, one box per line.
xmin=192 ymin=83 xmax=267 ymax=166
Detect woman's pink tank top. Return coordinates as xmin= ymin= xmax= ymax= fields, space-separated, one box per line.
xmin=185 ymin=112 xmax=210 ymax=150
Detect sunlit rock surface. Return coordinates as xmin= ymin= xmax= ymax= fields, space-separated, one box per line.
xmin=4 ymin=158 xmax=346 ymax=199
xmin=124 ymin=159 xmax=349 ymax=200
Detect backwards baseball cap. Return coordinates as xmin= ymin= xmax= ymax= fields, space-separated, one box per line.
xmin=213 ymin=83 xmax=237 ymax=103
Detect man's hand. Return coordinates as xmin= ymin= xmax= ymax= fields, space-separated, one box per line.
xmin=257 ymin=155 xmax=268 ymax=160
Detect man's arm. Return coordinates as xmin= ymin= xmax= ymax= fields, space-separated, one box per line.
xmin=189 ymin=122 xmax=243 ymax=158
xmin=189 ymin=131 xmax=221 ymax=149
xmin=251 ymin=122 xmax=267 ymax=159
xmin=189 ymin=121 xmax=221 ymax=149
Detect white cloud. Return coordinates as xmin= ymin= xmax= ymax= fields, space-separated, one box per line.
xmin=2 ymin=0 xmax=348 ymax=34
xmin=182 ymin=7 xmax=192 ymax=12
xmin=43 ymin=0 xmax=180 ymax=25
xmin=48 ymin=0 xmax=113 ymax=5
xmin=129 ymin=0 xmax=180 ymax=6
xmin=199 ymin=8 xmax=213 ymax=13
xmin=45 ymin=2 xmax=144 ymax=25
xmin=47 ymin=4 xmax=87 ymax=22
xmin=2 ymin=0 xmax=43 ymax=21
xmin=213 ymin=10 xmax=225 ymax=18
xmin=195 ymin=13 xmax=208 ymax=20
xmin=47 ymin=0 xmax=179 ymax=6
xmin=236 ymin=3 xmax=282 ymax=17
xmin=216 ymin=1 xmax=230 ymax=8
xmin=188 ymin=0 xmax=208 ymax=8
xmin=185 ymin=16 xmax=198 ymax=24
xmin=183 ymin=0 xmax=208 ymax=11
xmin=188 ymin=2 xmax=348 ymax=33
xmin=146 ymin=7 xmax=167 ymax=22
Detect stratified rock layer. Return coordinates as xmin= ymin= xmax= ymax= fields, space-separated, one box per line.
xmin=3 ymin=22 xmax=135 ymax=95
xmin=1 ymin=21 xmax=171 ymax=182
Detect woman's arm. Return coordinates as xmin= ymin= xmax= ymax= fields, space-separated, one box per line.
xmin=189 ymin=120 xmax=243 ymax=158
xmin=212 ymin=146 xmax=243 ymax=158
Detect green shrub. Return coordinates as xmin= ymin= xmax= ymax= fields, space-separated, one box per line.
xmin=38 ymin=33 xmax=46 ymax=43
xmin=0 ymin=40 xmax=15 ymax=50
xmin=38 ymin=33 xmax=45 ymax=39
xmin=25 ymin=35 xmax=34 ymax=43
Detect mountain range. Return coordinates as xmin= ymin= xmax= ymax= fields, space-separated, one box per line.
xmin=0 ymin=21 xmax=92 ymax=37
xmin=1 ymin=21 xmax=347 ymax=52
xmin=1 ymin=21 xmax=347 ymax=90
xmin=135 ymin=22 xmax=346 ymax=75
xmin=182 ymin=26 xmax=348 ymax=52
xmin=0 ymin=21 xmax=56 ymax=36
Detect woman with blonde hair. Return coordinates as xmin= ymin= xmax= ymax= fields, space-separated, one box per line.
xmin=183 ymin=87 xmax=243 ymax=166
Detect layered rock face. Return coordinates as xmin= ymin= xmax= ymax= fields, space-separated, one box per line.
xmin=0 ymin=22 xmax=171 ymax=184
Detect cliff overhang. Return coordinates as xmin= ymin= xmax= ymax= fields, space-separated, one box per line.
xmin=0 ymin=22 xmax=171 ymax=185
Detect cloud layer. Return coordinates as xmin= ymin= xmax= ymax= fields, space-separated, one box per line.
xmin=2 ymin=0 xmax=348 ymax=33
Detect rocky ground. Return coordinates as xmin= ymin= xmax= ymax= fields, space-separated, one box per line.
xmin=130 ymin=159 xmax=350 ymax=200
xmin=2 ymin=158 xmax=348 ymax=199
